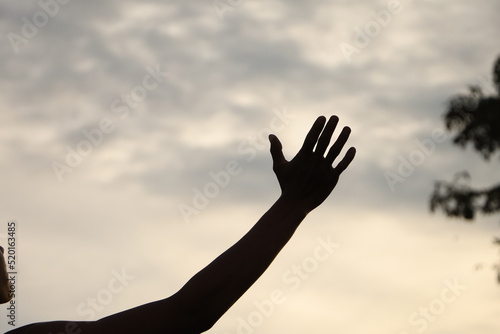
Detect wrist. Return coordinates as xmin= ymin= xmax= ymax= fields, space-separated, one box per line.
xmin=275 ymin=194 xmax=310 ymax=218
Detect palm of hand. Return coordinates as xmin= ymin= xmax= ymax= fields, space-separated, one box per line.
xmin=269 ymin=116 xmax=356 ymax=212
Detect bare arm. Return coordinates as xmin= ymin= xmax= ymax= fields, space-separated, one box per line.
xmin=173 ymin=115 xmax=356 ymax=331
xmin=9 ymin=115 xmax=355 ymax=334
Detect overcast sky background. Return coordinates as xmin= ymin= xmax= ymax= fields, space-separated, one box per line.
xmin=0 ymin=0 xmax=499 ymax=333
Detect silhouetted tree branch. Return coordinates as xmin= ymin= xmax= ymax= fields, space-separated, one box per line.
xmin=431 ymin=171 xmax=500 ymax=220
xmin=430 ymin=55 xmax=500 ymax=283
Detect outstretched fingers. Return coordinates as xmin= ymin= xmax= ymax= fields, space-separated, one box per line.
xmin=282 ymin=115 xmax=355 ymax=174
xmin=314 ymin=115 xmax=339 ymax=156
xmin=325 ymin=126 xmax=351 ymax=165
xmin=334 ymin=146 xmax=356 ymax=174
xmin=299 ymin=116 xmax=326 ymax=154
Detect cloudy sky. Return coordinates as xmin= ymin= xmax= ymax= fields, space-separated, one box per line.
xmin=0 ymin=0 xmax=499 ymax=333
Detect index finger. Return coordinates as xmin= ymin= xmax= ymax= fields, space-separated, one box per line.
xmin=299 ymin=116 xmax=326 ymax=153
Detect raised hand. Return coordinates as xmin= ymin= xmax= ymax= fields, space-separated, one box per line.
xmin=3 ymin=116 xmax=357 ymax=334
xmin=269 ymin=115 xmax=356 ymax=213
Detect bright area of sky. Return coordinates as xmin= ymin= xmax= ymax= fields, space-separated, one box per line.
xmin=0 ymin=0 xmax=499 ymax=333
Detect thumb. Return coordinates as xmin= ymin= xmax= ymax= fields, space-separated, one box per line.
xmin=269 ymin=134 xmax=286 ymax=168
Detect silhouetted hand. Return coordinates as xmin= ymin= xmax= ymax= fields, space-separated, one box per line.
xmin=7 ymin=116 xmax=357 ymax=334
xmin=269 ymin=115 xmax=356 ymax=213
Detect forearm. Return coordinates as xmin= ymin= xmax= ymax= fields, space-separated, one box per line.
xmin=97 ymin=116 xmax=353 ymax=334
xmin=176 ymin=196 xmax=308 ymax=328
